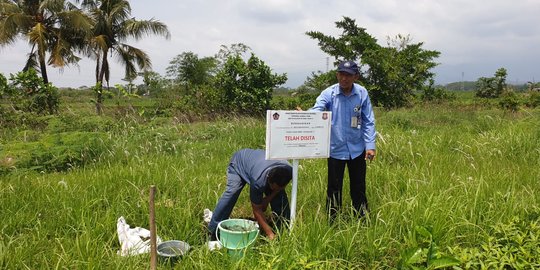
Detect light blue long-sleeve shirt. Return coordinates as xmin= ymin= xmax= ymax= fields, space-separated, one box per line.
xmin=310 ymin=83 xmax=376 ymax=160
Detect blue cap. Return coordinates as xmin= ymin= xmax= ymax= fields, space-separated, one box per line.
xmin=337 ymin=60 xmax=359 ymax=75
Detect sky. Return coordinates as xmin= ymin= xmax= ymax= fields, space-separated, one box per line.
xmin=1 ymin=0 xmax=539 ymax=88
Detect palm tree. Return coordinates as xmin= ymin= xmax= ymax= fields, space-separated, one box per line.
xmin=0 ymin=0 xmax=92 ymax=84
xmin=78 ymin=0 xmax=170 ymax=114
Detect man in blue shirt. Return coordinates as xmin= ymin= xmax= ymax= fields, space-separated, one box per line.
xmin=208 ymin=149 xmax=292 ymax=240
xmin=310 ymin=60 xmax=377 ymax=221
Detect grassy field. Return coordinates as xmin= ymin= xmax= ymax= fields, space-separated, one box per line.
xmin=1 ymin=95 xmax=540 ymax=269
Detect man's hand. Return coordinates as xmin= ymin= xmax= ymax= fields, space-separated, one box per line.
xmin=252 ymin=184 xmax=286 ymax=240
xmin=252 ymin=203 xmax=276 ymax=240
xmin=365 ymin=149 xmax=376 ymax=162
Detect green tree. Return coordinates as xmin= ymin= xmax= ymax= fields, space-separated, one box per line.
xmin=494 ymin=68 xmax=508 ymax=92
xmin=306 ymin=17 xmax=440 ymax=109
xmin=0 ymin=0 xmax=92 ymax=84
xmin=8 ymin=69 xmax=59 ymax=114
xmin=306 ymin=16 xmax=377 ymax=63
xmin=215 ymin=54 xmax=287 ymax=115
xmin=299 ymin=70 xmax=337 ymax=94
xmin=293 ymin=70 xmax=336 ymax=110
xmin=78 ymin=0 xmax=170 ymax=114
xmin=139 ymin=70 xmax=164 ymax=96
xmin=214 ymin=43 xmax=251 ymax=69
xmin=121 ymin=72 xmax=136 ymax=95
xmin=364 ymin=35 xmax=440 ymax=108
xmin=475 ymin=68 xmax=508 ymax=98
xmin=165 ymin=51 xmax=217 ymax=93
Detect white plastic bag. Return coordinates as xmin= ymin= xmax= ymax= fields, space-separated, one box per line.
xmin=202 ymin=209 xmax=221 ymax=251
xmin=117 ymin=216 xmax=161 ymax=256
xmin=203 ymin=208 xmax=213 ymax=224
xmin=207 ymin=240 xmax=222 ymax=251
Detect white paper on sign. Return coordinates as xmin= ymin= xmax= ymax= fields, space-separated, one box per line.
xmin=265 ymin=110 xmax=331 ymax=160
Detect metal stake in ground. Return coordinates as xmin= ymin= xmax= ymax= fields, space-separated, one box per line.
xmin=149 ymin=185 xmax=157 ymax=270
xmin=289 ymin=159 xmax=299 ymax=229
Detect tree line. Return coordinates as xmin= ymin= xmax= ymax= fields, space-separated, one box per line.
xmin=2 ymin=5 xmax=538 ymax=117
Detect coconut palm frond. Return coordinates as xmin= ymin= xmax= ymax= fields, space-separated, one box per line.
xmin=23 ymin=50 xmax=39 ymax=72
xmin=118 ymin=18 xmax=170 ymax=41
xmin=116 ymin=43 xmax=151 ymax=69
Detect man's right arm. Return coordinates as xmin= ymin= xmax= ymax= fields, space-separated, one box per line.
xmin=309 ymin=89 xmax=331 ymax=112
xmin=251 ymin=203 xmax=275 ymax=240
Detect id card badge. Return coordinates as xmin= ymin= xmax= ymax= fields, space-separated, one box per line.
xmin=351 ymin=116 xmax=358 ymax=128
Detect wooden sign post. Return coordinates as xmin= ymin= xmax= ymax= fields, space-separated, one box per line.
xmin=149 ymin=185 xmax=157 ymax=270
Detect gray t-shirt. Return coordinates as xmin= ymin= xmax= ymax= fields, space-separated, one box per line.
xmin=230 ymin=149 xmax=291 ymax=204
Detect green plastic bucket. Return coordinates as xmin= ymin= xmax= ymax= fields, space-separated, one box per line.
xmin=216 ymin=219 xmax=259 ymax=257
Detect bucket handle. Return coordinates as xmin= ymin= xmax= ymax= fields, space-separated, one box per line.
xmin=216 ymin=220 xmax=259 ymax=249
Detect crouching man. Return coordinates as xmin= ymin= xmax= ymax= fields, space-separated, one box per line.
xmin=208 ymin=148 xmax=292 ymax=240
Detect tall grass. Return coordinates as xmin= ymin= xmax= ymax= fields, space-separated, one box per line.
xmin=1 ymin=104 xmax=539 ymax=269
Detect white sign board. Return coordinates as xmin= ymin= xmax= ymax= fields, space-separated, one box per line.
xmin=265 ymin=110 xmax=331 ymax=160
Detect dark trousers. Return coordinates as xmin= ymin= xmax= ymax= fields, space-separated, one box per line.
xmin=326 ymin=153 xmax=368 ymax=220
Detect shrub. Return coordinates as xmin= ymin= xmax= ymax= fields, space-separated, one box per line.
xmin=398 ymin=226 xmax=460 ymax=269
xmin=0 ymin=73 xmax=7 ymax=96
xmin=6 ymin=70 xmax=60 ymax=114
xmin=0 ymin=132 xmax=109 ymax=174
xmin=0 ymin=106 xmax=16 ymax=129
xmin=270 ymin=95 xmax=289 ymax=110
xmin=449 ymin=216 xmax=540 ymax=269
xmin=46 ymin=114 xmax=116 ymax=133
xmin=270 ymin=92 xmax=319 ymax=111
xmin=525 ymin=90 xmax=540 ymax=108
xmin=0 ymin=111 xmax=52 ymax=131
xmin=475 ymin=68 xmax=507 ymax=98
xmin=498 ymin=91 xmax=520 ymax=112
xmin=421 ymin=81 xmax=456 ymax=103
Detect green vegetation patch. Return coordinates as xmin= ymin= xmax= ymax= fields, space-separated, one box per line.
xmin=0 ymin=131 xmax=108 ymax=174
xmin=449 ymin=215 xmax=540 ymax=269
xmin=1 ymin=89 xmax=539 ymax=268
